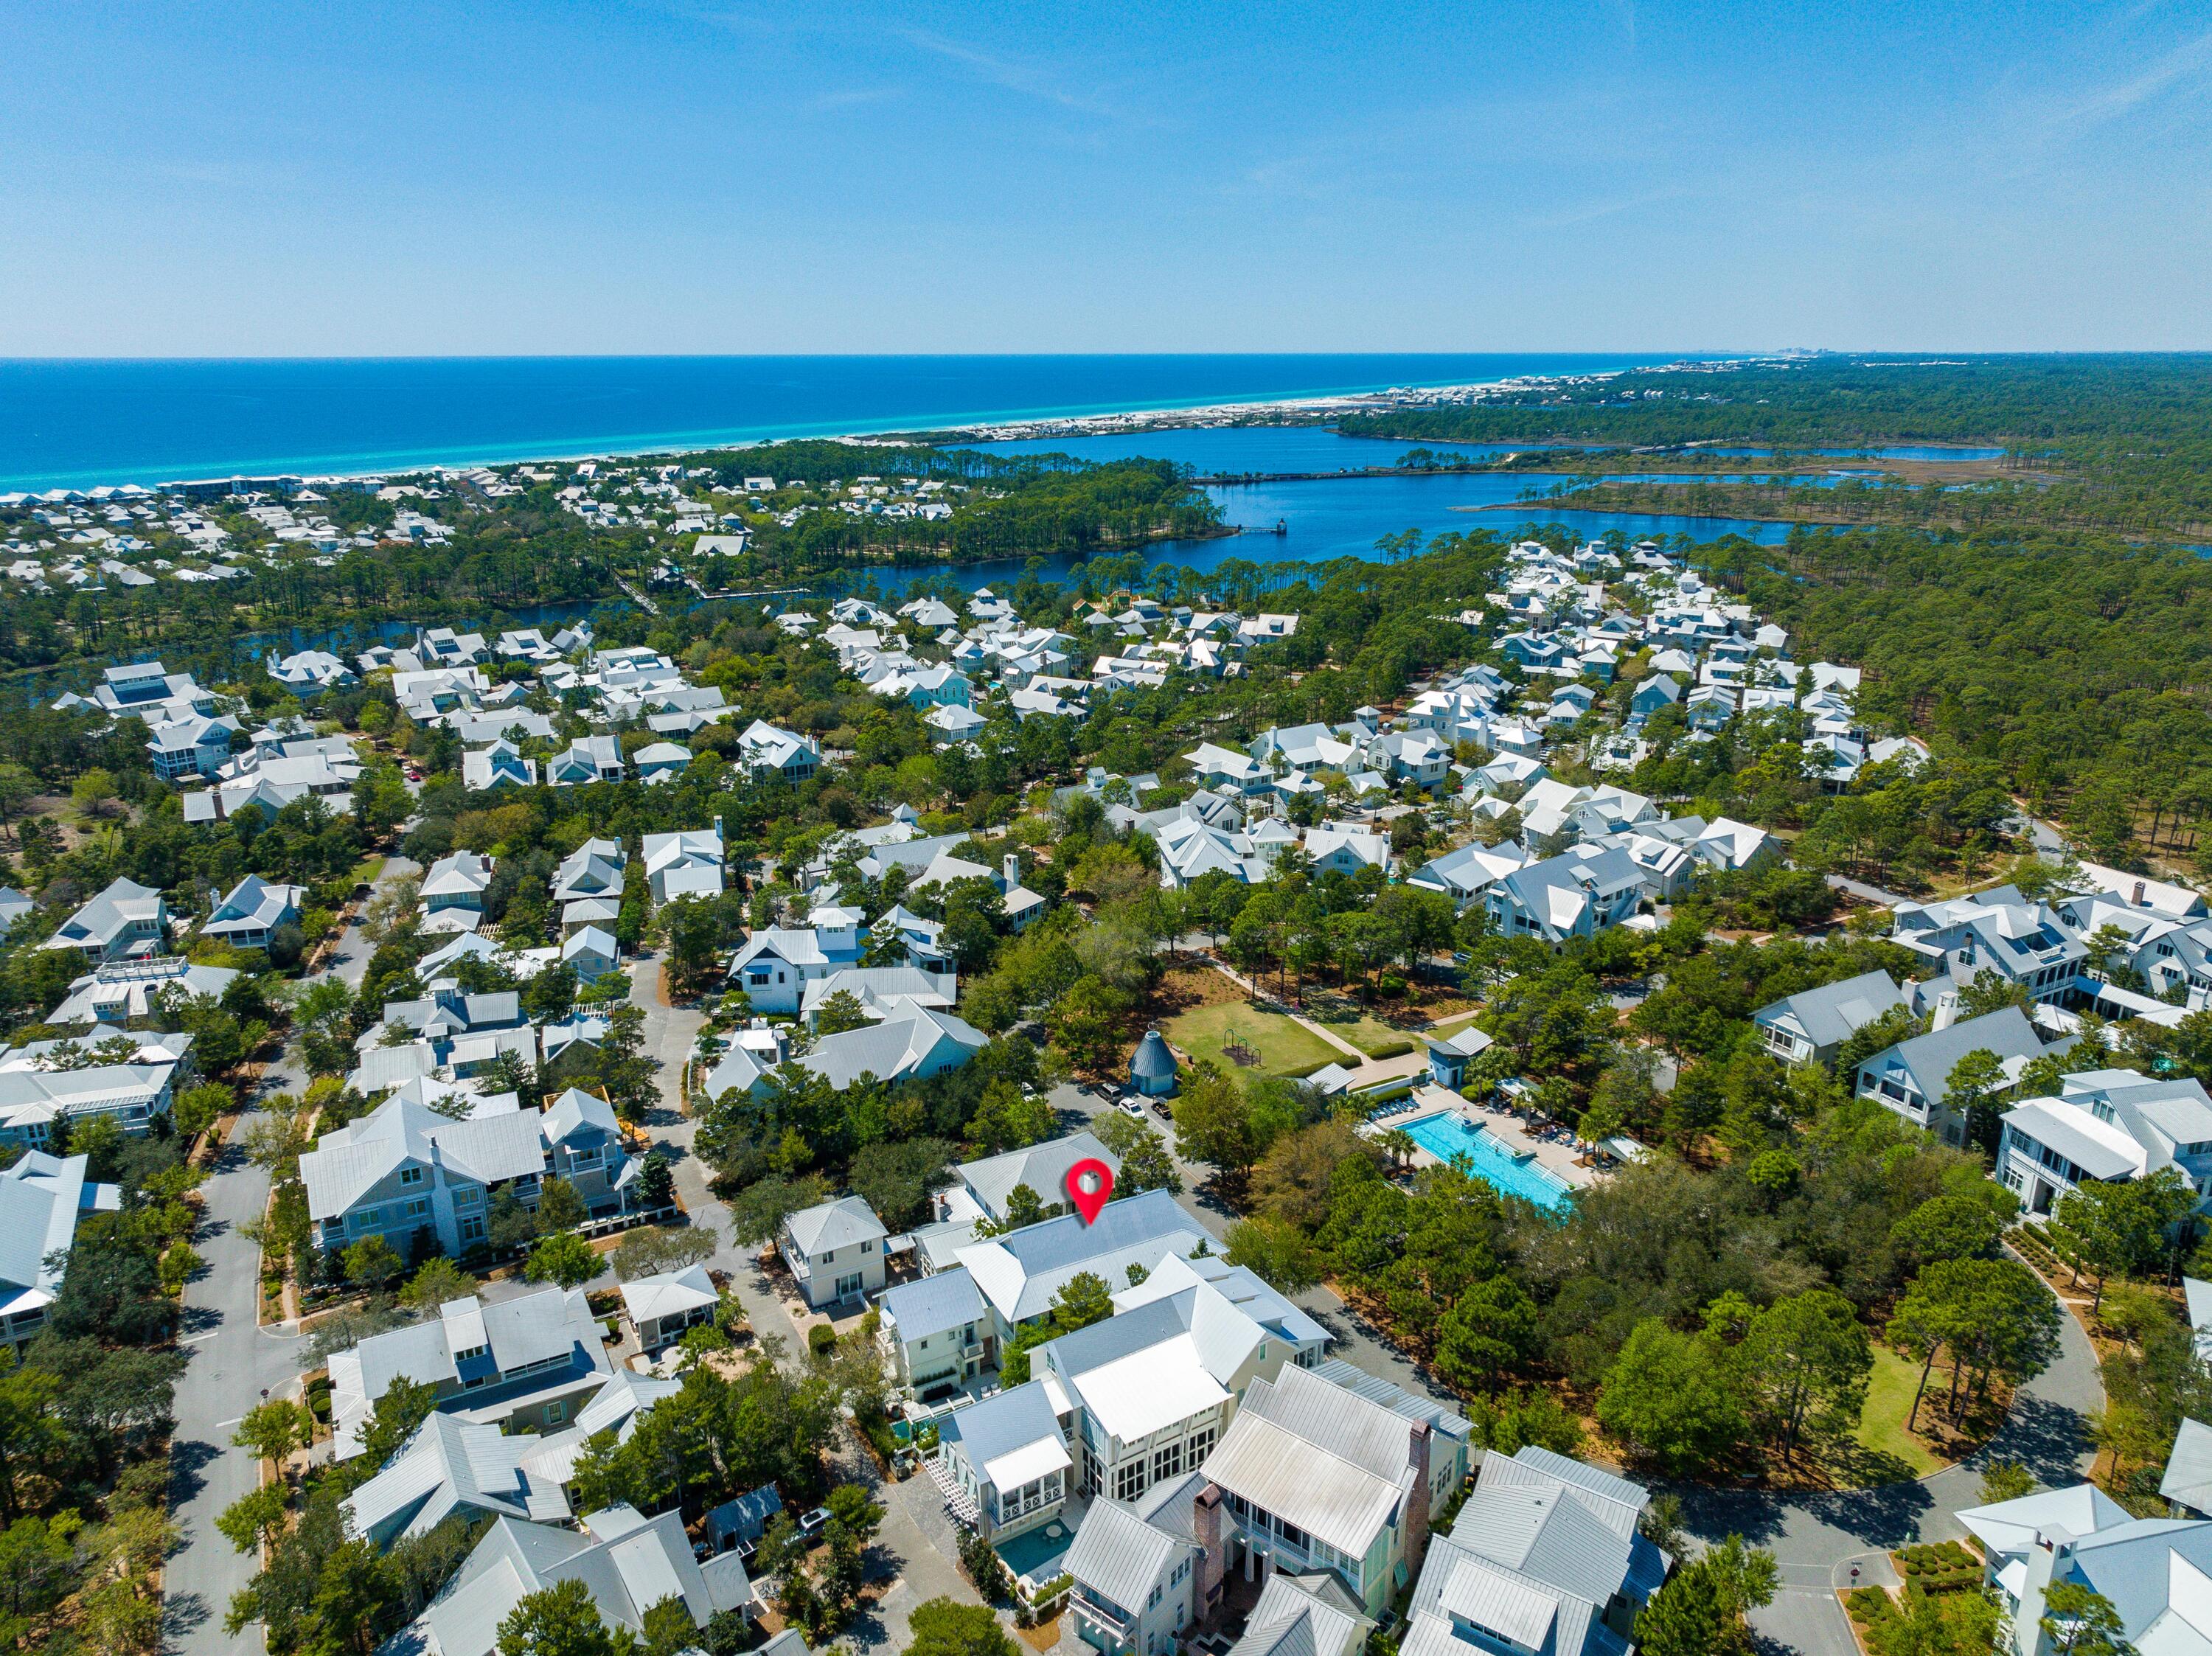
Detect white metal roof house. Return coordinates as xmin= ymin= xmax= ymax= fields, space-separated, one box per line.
xmin=943 ymin=1130 xmax=1120 ymax=1227
xmin=1890 ymin=888 xmax=2087 ymax=1008
xmin=735 ymin=719 xmax=820 ymax=784
xmin=633 ymin=741 xmax=692 ymax=785
xmin=779 ymin=1194 xmax=888 ymax=1309
xmin=461 ymin=740 xmax=538 ymax=792
xmin=380 ymin=1504 xmax=752 ymax=1656
xmin=547 ymin=735 xmax=627 ymax=788
xmin=300 ymin=1089 xmax=636 ymax=1262
xmin=1037 ymin=1267 xmax=1329 ymax=1511
xmin=642 ymin=827 xmax=724 ymax=902
xmin=954 ymin=1187 xmax=1209 ymax=1339
xmin=796 ymin=1003 xmax=987 ymax=1090
xmin=937 ymin=1377 xmax=1077 ymax=1542
xmin=1692 ymin=815 xmax=1779 ymax=873
xmin=562 ymin=925 xmax=621 ymax=983
xmin=340 ymin=1410 xmax=575 ymax=1549
xmin=1063 ymin=1473 xmax=1215 ymax=1656
xmin=619 ymin=1264 xmax=720 ymax=1350
xmin=44 ymin=954 xmax=237 ymax=1026
xmin=925 ymin=702 xmax=990 ymax=745
xmin=421 ymin=852 xmax=495 ymax=916
xmin=727 ymin=926 xmax=842 ymax=1014
xmin=0 ymin=1150 xmax=119 ymax=1351
xmin=1953 ymin=1481 xmax=2212 ymax=1656
xmin=1999 ymin=1069 xmax=2212 ymax=1220
xmin=326 ymin=1286 xmax=613 ymax=1460
xmin=146 ymin=710 xmax=241 ymax=780
xmin=1397 ymin=1447 xmax=1669 ymax=1656
xmin=269 ymin=649 xmax=358 ymax=695
xmin=877 ymin=1267 xmax=993 ymax=1396
xmin=88 ymin=658 xmax=218 ymax=722
xmin=1199 ymin=1361 xmax=1445 ymax=1617
xmin=1304 ymin=825 xmax=1392 ymax=879
xmin=1408 ymin=841 xmax=1531 ymax=913
xmin=41 ymin=877 xmax=167 ymax=964
xmin=552 ymin=837 xmax=625 ymax=905
xmin=0 ymin=1041 xmax=185 ymax=1147
xmin=1482 ymin=846 xmax=1645 ymax=945
xmin=798 ymin=966 xmax=955 ymax=1029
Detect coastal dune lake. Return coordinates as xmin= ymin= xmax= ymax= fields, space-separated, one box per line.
xmin=970 ymin=426 xmax=1805 ymax=574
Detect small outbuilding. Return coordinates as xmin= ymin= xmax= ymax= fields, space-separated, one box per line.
xmin=1129 ymin=1027 xmax=1179 ymax=1098
xmin=1425 ymin=1024 xmax=1495 ymax=1090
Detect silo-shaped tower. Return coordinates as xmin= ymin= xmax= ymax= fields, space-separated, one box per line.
xmin=1129 ymin=1027 xmax=1180 ymax=1097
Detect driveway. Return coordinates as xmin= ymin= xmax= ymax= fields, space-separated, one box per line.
xmin=164 ymin=855 xmax=418 ymax=1656
xmin=1823 ymin=873 xmax=1913 ymax=909
xmin=1672 ymin=1273 xmax=2101 ymax=1655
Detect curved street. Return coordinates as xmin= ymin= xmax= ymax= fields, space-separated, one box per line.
xmin=1674 ymin=1277 xmax=2102 ymax=1656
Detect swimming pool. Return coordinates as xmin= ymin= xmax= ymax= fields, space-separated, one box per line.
xmin=1402 ymin=1113 xmax=1574 ymax=1212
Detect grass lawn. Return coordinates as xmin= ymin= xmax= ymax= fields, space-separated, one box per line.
xmin=1313 ymin=1012 xmax=1418 ymax=1060
xmin=1166 ymin=1001 xmax=1342 ymax=1081
xmin=1851 ymin=1343 xmax=1947 ymax=1480
xmin=350 ymin=854 xmax=386 ymax=887
xmin=1424 ymin=1009 xmax=1484 ymax=1039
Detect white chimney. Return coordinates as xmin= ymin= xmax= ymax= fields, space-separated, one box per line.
xmin=1003 ymin=853 xmax=1020 ymax=891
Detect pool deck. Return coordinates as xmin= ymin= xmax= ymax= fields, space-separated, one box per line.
xmin=997 ymin=1505 xmax=1080 ymax=1587
xmin=1388 ymin=1084 xmax=1601 ymax=1189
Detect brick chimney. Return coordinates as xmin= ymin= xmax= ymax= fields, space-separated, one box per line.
xmin=1194 ymin=1484 xmax=1227 ymax=1615
xmin=1404 ymin=1420 xmax=1434 ymax=1578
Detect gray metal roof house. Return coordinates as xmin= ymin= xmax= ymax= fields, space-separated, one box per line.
xmin=1854 ymin=1005 xmax=2053 ymax=1148
xmin=947 ymin=1130 xmax=1121 ymax=1226
xmin=1753 ymin=968 xmax=1907 ymax=1066
xmin=382 ymin=1504 xmax=751 ymax=1656
xmin=954 ymin=1187 xmax=1208 ymax=1334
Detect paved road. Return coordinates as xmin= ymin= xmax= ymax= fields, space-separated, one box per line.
xmin=622 ymin=954 xmax=800 ymax=1347
xmin=2014 ymin=810 xmax=2069 ymax=863
xmin=626 ymin=957 xmax=990 ymax=1653
xmin=1673 ymin=1275 xmax=2101 ymax=1655
xmin=165 ymin=855 xmax=419 ymax=1656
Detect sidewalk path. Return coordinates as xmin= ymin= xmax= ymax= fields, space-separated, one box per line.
xmin=1203 ymin=958 xmax=1433 ymax=1089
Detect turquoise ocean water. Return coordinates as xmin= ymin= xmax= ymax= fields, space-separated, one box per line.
xmin=0 ymin=353 xmax=1705 ymax=492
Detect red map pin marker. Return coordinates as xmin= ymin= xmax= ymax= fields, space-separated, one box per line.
xmin=1065 ymin=1158 xmax=1114 ymax=1225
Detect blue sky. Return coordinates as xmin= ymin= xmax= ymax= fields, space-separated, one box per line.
xmin=4 ymin=1 xmax=2209 ymax=354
